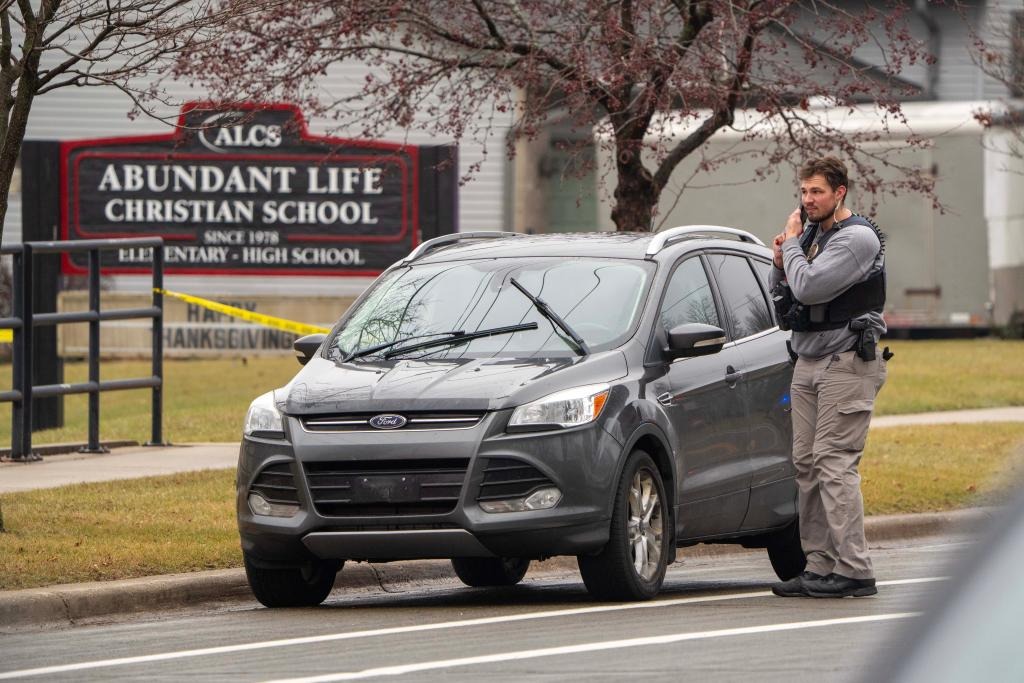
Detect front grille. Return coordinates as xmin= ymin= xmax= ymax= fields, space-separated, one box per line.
xmin=476 ymin=458 xmax=554 ymax=502
xmin=304 ymin=458 xmax=469 ymax=517
xmin=301 ymin=411 xmax=485 ymax=433
xmin=249 ymin=462 xmax=299 ymax=505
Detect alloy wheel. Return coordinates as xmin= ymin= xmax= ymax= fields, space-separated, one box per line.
xmin=627 ymin=468 xmax=663 ymax=581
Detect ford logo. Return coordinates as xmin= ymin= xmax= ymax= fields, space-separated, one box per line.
xmin=368 ymin=414 xmax=407 ymax=430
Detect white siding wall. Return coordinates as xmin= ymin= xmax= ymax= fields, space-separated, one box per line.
xmin=935 ymin=4 xmax=988 ymax=100
xmin=980 ymin=0 xmax=1024 ymax=99
xmin=5 ymin=57 xmax=511 ymax=293
xmin=814 ymin=1 xmax=1018 ymax=101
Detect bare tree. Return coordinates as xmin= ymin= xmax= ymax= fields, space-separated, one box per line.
xmin=0 ymin=0 xmax=236 ymax=247
xmin=968 ymin=6 xmax=1023 ymax=165
xmin=177 ymin=0 xmax=937 ymax=231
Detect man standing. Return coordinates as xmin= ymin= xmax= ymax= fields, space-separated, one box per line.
xmin=769 ymin=156 xmax=889 ymax=598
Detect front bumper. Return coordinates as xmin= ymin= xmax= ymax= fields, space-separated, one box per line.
xmin=237 ymin=410 xmax=622 ymax=565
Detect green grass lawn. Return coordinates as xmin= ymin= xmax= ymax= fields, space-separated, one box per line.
xmin=0 ymin=357 xmax=298 ymax=445
xmin=873 ymin=339 xmax=1024 ymax=416
xmin=1 ymin=422 xmax=1023 ymax=591
xmin=0 ymin=339 xmax=1020 ymax=446
xmin=862 ymin=422 xmax=1024 ymax=515
xmin=0 ymin=470 xmax=238 ymax=590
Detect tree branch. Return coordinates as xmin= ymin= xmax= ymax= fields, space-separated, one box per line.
xmin=469 ymin=0 xmax=506 ymax=48
xmin=653 ymin=27 xmax=756 ymax=192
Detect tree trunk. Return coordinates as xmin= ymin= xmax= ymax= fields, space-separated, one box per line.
xmin=0 ymin=18 xmax=43 ymax=249
xmin=610 ymin=147 xmax=657 ymax=232
xmin=0 ymin=95 xmax=32 ymax=246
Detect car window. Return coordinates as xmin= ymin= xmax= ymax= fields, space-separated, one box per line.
xmin=748 ymin=258 xmax=777 ymax=324
xmin=659 ymin=257 xmax=720 ymax=333
xmin=329 ymin=257 xmax=654 ymax=359
xmin=705 ymin=253 xmax=775 ymax=340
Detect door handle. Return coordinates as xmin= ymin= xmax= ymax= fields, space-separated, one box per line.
xmin=724 ymin=365 xmax=742 ymax=386
xmin=657 ymin=391 xmax=673 ymax=407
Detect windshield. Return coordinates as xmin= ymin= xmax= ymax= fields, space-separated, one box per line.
xmin=329 ymin=257 xmax=653 ymax=361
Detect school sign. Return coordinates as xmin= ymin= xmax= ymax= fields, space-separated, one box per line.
xmin=58 ymin=102 xmax=457 ymax=275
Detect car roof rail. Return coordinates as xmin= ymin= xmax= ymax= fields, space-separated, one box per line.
xmin=645 ymin=225 xmax=765 ymax=258
xmin=400 ymin=231 xmax=523 ymax=264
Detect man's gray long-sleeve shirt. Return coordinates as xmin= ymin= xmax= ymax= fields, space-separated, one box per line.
xmin=768 ymin=218 xmax=886 ymax=359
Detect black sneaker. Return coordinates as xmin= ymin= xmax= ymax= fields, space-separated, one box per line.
xmin=771 ymin=571 xmax=824 ymax=597
xmin=804 ymin=573 xmax=877 ymax=598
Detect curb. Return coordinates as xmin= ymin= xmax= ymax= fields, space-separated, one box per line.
xmin=0 ymin=507 xmax=997 ymax=631
xmin=858 ymin=506 xmax=998 ymax=543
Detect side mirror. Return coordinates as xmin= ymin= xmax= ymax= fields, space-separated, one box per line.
xmin=665 ymin=323 xmax=727 ymax=359
xmin=294 ymin=333 xmax=326 ymax=366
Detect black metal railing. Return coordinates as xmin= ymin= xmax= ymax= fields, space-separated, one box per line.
xmin=0 ymin=237 xmax=165 ymax=461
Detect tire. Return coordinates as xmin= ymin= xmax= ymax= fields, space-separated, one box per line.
xmin=243 ymin=553 xmax=340 ymax=608
xmin=578 ymin=450 xmax=668 ymax=601
xmin=451 ymin=557 xmax=530 ymax=587
xmin=766 ymin=519 xmax=807 ymax=581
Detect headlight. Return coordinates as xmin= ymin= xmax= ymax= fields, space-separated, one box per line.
xmin=508 ymin=383 xmax=610 ymax=430
xmin=244 ymin=391 xmax=285 ymax=439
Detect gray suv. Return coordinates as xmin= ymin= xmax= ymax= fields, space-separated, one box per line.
xmin=238 ymin=228 xmax=803 ymax=606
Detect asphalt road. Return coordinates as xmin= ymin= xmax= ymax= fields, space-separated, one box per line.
xmin=0 ymin=535 xmax=969 ymax=683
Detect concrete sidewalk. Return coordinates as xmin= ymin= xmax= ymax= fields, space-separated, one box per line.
xmin=870 ymin=406 xmax=1024 ymax=428
xmin=0 ymin=443 xmax=238 ymax=493
xmin=1 ymin=406 xmax=1022 ymax=493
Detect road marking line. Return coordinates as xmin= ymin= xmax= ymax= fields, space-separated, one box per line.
xmin=265 ymin=612 xmax=920 ymax=682
xmin=907 ymin=542 xmax=973 ymax=552
xmin=0 ymin=576 xmax=946 ymax=680
xmin=880 ymin=576 xmax=950 ymax=585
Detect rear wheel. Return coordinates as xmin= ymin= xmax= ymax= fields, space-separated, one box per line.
xmin=243 ymin=552 xmax=340 ymax=607
xmin=451 ymin=557 xmax=530 ymax=587
xmin=578 ymin=450 xmax=668 ymax=601
xmin=766 ymin=519 xmax=807 ymax=580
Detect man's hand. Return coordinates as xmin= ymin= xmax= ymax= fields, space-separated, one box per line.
xmin=773 ymin=208 xmax=803 ymax=269
xmin=772 ymin=232 xmax=785 ymax=269
xmin=784 ymin=207 xmax=804 ymax=241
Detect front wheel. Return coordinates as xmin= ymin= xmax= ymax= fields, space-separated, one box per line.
xmin=243 ymin=552 xmax=340 ymax=608
xmin=766 ymin=519 xmax=807 ymax=580
xmin=451 ymin=557 xmax=530 ymax=587
xmin=578 ymin=450 xmax=668 ymax=601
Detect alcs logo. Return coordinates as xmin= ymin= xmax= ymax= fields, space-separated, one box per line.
xmin=198 ymin=112 xmax=282 ymax=153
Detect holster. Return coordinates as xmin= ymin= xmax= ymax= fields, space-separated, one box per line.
xmin=849 ymin=319 xmax=876 ymax=361
xmin=772 ymin=281 xmax=795 ymax=331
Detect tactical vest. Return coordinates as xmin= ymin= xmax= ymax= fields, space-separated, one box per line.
xmin=793 ymin=215 xmax=886 ymax=332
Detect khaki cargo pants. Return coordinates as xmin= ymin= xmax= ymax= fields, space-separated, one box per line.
xmin=791 ymin=350 xmax=887 ymax=580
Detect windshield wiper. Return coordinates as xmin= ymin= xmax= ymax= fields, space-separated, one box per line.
xmin=382 ymin=322 xmax=539 ymax=359
xmin=340 ymin=330 xmax=468 ymax=363
xmin=509 ymin=278 xmax=589 ymax=356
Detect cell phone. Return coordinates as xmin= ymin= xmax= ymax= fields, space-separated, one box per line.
xmin=799 ymin=205 xmax=808 ymax=225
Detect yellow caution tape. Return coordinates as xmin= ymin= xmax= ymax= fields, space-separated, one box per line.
xmin=0 ymin=328 xmax=11 ymax=343
xmin=155 ymin=289 xmax=331 ymax=337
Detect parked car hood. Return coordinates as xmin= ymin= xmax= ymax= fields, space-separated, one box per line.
xmin=281 ymin=351 xmax=628 ymax=415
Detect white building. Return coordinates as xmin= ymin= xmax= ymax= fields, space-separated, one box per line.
xmin=7 ymin=0 xmax=1024 ymax=327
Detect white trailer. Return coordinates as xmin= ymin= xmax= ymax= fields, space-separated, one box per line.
xmin=594 ymin=100 xmax=1024 ymax=332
